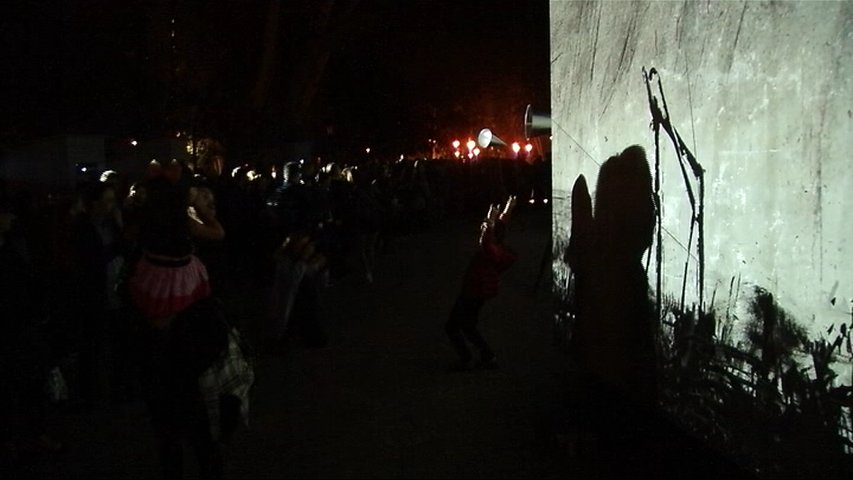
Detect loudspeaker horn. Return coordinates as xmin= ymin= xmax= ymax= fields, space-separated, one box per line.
xmin=477 ymin=128 xmax=506 ymax=148
xmin=524 ymin=104 xmax=551 ymax=139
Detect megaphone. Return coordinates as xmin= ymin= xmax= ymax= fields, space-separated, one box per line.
xmin=477 ymin=128 xmax=506 ymax=148
xmin=524 ymin=104 xmax=551 ymax=139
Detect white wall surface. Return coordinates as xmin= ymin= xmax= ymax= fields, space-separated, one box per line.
xmin=550 ymin=0 xmax=852 ymax=352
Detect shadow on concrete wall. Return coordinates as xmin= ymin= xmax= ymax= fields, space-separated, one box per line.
xmin=553 ymin=69 xmax=853 ymax=478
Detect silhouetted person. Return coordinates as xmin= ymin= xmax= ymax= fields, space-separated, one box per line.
xmin=567 ymin=145 xmax=657 ymax=432
xmin=350 ymin=168 xmax=382 ymax=284
xmin=0 ymin=197 xmax=63 ymax=465
xmin=268 ymin=235 xmax=328 ymax=351
xmin=265 ymin=162 xmax=314 ymax=239
xmin=128 ymin=174 xmax=228 ymax=479
xmin=71 ymin=181 xmax=123 ymax=408
xmin=195 ymin=140 xmax=226 ymax=191
xmin=189 ymin=175 xmax=228 ymax=295
xmin=445 ymin=195 xmax=517 ymax=371
xmin=265 ymin=163 xmax=330 ymax=350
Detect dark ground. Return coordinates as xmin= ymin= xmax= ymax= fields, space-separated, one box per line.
xmin=6 ymin=205 xmax=753 ymax=478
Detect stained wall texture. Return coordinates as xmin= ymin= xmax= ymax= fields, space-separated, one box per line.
xmin=550 ymin=0 xmax=852 ymax=358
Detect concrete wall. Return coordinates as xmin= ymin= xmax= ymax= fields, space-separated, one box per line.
xmin=550 ymin=0 xmax=852 ymax=352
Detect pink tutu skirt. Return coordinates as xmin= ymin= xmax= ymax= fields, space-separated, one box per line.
xmin=129 ymin=253 xmax=211 ymax=326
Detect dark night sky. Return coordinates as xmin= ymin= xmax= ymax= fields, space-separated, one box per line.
xmin=1 ymin=0 xmax=549 ymax=155
xmin=327 ymin=0 xmax=550 ymax=150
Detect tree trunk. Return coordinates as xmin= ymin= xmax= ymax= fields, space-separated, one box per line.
xmin=252 ymin=0 xmax=282 ymax=110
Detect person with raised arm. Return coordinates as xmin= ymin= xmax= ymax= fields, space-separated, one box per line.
xmin=445 ymin=195 xmax=518 ymax=371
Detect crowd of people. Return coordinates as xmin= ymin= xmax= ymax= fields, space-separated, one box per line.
xmin=0 ymin=143 xmax=550 ymax=476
